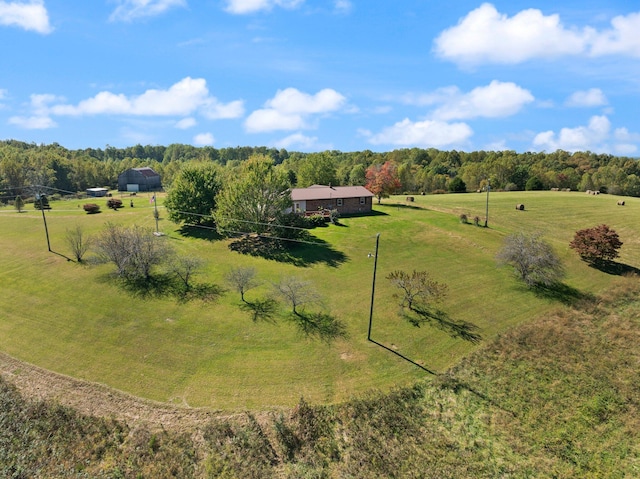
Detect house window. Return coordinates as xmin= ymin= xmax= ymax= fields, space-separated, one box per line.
xmin=360 ymin=197 xmax=365 ymax=205
xmin=337 ymin=198 xmax=343 ymax=207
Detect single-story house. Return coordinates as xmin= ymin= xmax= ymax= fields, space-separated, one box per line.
xmin=290 ymin=184 xmax=374 ymax=216
xmin=86 ymin=187 xmax=108 ymax=197
xmin=117 ymin=167 xmax=161 ymax=192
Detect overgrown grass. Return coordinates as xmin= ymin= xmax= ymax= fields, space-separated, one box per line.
xmin=2 ymin=277 xmax=637 ymax=477
xmin=0 ymin=190 xmax=639 ymax=410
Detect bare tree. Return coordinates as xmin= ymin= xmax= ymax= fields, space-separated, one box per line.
xmin=386 ymin=270 xmax=447 ymax=312
xmin=65 ymin=225 xmax=92 ymax=262
xmin=497 ymin=232 xmax=565 ymax=288
xmin=95 ymin=223 xmax=171 ymax=279
xmin=273 ymin=276 xmax=320 ymax=316
xmin=225 ymin=266 xmax=259 ymax=303
xmin=169 ymin=255 xmax=204 ymax=291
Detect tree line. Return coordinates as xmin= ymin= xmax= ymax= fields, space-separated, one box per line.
xmin=2 ymin=140 xmax=640 ymax=202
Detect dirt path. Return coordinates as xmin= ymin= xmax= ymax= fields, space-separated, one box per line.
xmin=0 ymin=352 xmax=230 ymax=431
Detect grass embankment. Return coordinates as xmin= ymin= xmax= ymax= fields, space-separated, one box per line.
xmin=0 ymin=190 xmax=638 ymax=410
xmin=1 ymin=277 xmax=638 ymax=477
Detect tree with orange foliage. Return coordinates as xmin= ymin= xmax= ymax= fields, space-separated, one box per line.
xmin=365 ymin=161 xmax=401 ymax=204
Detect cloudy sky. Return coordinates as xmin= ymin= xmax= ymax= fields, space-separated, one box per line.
xmin=1 ymin=0 xmax=639 ymax=154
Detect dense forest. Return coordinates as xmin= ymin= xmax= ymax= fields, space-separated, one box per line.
xmin=1 ymin=139 xmax=640 ymax=202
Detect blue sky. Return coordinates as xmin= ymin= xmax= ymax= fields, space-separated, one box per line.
xmin=1 ymin=0 xmax=640 ymax=155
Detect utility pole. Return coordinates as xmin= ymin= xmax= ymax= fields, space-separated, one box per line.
xmin=367 ymin=233 xmax=381 ymax=341
xmin=37 ymin=191 xmax=51 ymax=252
xmin=484 ymin=180 xmax=491 ymax=228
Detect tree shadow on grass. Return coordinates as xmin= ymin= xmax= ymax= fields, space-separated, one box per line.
xmin=228 ymin=234 xmax=347 ymax=268
xmin=240 ymin=298 xmax=279 ymax=323
xmin=288 ymin=311 xmax=348 ymax=343
xmin=404 ymin=307 xmax=482 ymax=343
xmin=176 ymin=224 xmax=223 ymax=242
xmin=587 ymin=260 xmax=640 ymax=276
xmin=119 ymin=274 xmax=225 ymax=303
xmin=175 ymin=282 xmax=226 ymax=303
xmin=532 ymin=282 xmax=596 ymax=307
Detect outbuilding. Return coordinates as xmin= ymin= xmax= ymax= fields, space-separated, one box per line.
xmin=86 ymin=187 xmax=108 ymax=197
xmin=117 ymin=167 xmax=161 ymax=192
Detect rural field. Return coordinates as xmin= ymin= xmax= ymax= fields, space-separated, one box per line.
xmin=0 ymin=189 xmax=638 ymax=412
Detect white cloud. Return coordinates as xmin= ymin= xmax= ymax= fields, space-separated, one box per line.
xmin=224 ymin=0 xmax=303 ymax=15
xmin=0 ymin=0 xmax=51 ymax=34
xmin=430 ymin=81 xmax=534 ymax=120
xmin=334 ymin=0 xmax=352 ymax=14
xmin=565 ymin=88 xmax=608 ymax=107
xmin=44 ymin=77 xmax=243 ymax=118
xmin=175 ymin=117 xmax=196 ymax=129
xmin=590 ymin=12 xmax=640 ymax=57
xmin=434 ymin=3 xmax=587 ymax=66
xmin=273 ymin=132 xmax=318 ymax=149
xmin=9 ymin=114 xmax=56 ymax=129
xmin=367 ymin=118 xmax=473 ymax=148
xmin=435 ymin=4 xmax=640 ymax=67
xmin=109 ymin=0 xmax=187 ymax=22
xmin=533 ymin=115 xmax=611 ymax=152
xmin=201 ymin=98 xmax=245 ymax=120
xmin=245 ymin=87 xmax=346 ymax=133
xmin=193 ymin=132 xmax=215 ymax=145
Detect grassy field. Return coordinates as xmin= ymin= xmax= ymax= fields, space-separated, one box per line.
xmin=0 ymin=190 xmax=638 ymax=411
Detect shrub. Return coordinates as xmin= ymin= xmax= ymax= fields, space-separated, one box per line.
xmin=329 ymin=209 xmax=340 ymax=224
xmin=448 ymin=177 xmax=467 ymax=193
xmin=570 ymin=224 xmax=622 ymax=264
xmin=459 ymin=213 xmax=468 ymax=224
xmin=83 ymin=203 xmax=100 ymax=214
xmin=525 ymin=176 xmax=544 ymax=191
xmin=473 ymin=216 xmax=481 ymax=226
xmin=497 ymin=232 xmax=565 ymax=288
xmin=107 ymin=198 xmax=123 ymax=209
xmin=308 ymin=214 xmax=327 ymax=228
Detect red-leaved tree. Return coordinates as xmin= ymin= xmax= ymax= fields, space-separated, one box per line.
xmin=365 ymin=161 xmax=401 ymax=204
xmin=569 ymin=224 xmax=623 ymax=264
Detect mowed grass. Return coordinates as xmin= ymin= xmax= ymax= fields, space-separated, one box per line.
xmin=0 ymin=190 xmax=638 ymax=411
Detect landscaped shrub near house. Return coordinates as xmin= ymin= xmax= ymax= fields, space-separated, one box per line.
xmin=308 ymin=214 xmax=327 ymax=228
xmin=107 ymin=198 xmax=123 ymax=210
xmin=83 ymin=203 xmax=100 ymax=214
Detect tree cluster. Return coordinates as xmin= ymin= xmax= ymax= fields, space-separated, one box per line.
xmin=3 ymin=141 xmax=640 ymax=208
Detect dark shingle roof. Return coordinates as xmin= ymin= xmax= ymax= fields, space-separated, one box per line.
xmin=291 ymin=185 xmax=373 ymax=201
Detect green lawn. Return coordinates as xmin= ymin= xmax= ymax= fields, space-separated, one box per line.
xmin=0 ymin=190 xmax=638 ymax=411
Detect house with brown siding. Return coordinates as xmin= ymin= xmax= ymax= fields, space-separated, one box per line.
xmin=290 ymin=185 xmax=374 ymax=216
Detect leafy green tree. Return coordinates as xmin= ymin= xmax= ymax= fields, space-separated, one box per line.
xmin=296 ymin=152 xmax=337 ymax=187
xmin=570 ymin=224 xmax=623 ymax=264
xmin=215 ymin=155 xmax=292 ymax=236
xmin=347 ymin=164 xmax=366 ymax=186
xmin=14 ymin=195 xmax=24 ymax=213
xmin=447 ymin=176 xmax=467 ymax=193
xmin=164 ymin=163 xmax=222 ymax=225
xmin=497 ymin=232 xmax=565 ymax=288
xmin=525 ymin=176 xmax=544 ymax=191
